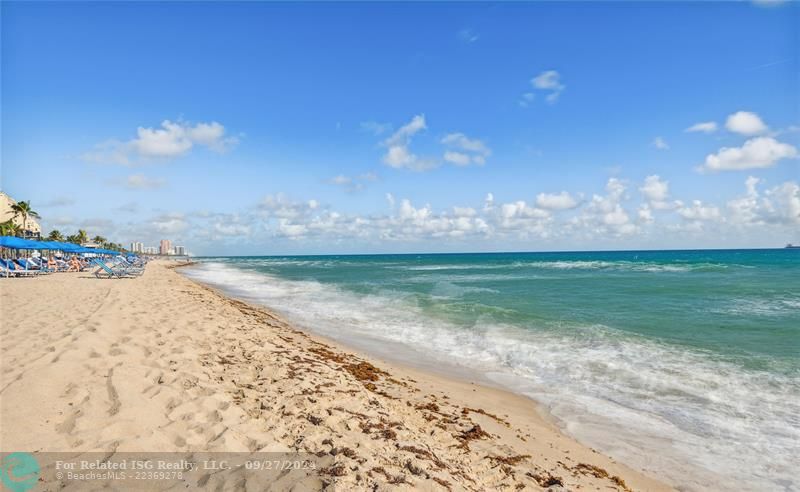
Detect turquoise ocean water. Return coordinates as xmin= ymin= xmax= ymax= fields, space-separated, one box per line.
xmin=183 ymin=249 xmax=799 ymax=491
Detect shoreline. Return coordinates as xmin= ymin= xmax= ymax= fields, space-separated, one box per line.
xmin=176 ymin=261 xmax=675 ymax=491
xmin=1 ymin=261 xmax=671 ymax=490
xmin=174 ymin=261 xmax=570 ymax=434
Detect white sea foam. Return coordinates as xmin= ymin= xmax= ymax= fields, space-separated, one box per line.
xmin=513 ymin=260 xmax=731 ymax=273
xmin=712 ymin=296 xmax=800 ymax=317
xmin=183 ymin=261 xmax=800 ymax=492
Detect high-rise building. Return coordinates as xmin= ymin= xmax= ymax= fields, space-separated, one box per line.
xmin=130 ymin=242 xmax=144 ymax=253
xmin=159 ymin=239 xmax=172 ymax=255
xmin=174 ymin=245 xmax=186 ymax=256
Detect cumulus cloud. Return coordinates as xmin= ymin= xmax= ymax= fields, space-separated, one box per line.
xmin=725 ymin=111 xmax=768 ymax=136
xmin=531 ymin=70 xmax=565 ymax=104
xmin=151 ymin=213 xmax=189 ymax=234
xmin=382 ymin=115 xmax=438 ymax=171
xmin=441 ymin=133 xmax=491 ymax=166
xmin=653 ymin=137 xmax=670 ymax=150
xmin=677 ymin=200 xmax=721 ymax=221
xmin=639 ymin=175 xmax=677 ymax=210
xmin=726 ymin=176 xmax=800 ymax=226
xmin=685 ymin=121 xmax=718 ymax=134
xmin=97 ymin=175 xmax=800 ymax=252
xmin=81 ymin=119 xmax=238 ymax=165
xmin=700 ymin=137 xmax=798 ymax=172
xmin=535 ymin=191 xmax=579 ymax=210
xmin=568 ymin=178 xmax=637 ymax=236
xmin=257 ymin=194 xmax=321 ymax=223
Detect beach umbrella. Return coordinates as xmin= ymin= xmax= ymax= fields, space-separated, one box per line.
xmin=0 ymin=236 xmax=42 ymax=249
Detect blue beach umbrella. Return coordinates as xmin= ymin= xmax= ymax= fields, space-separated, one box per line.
xmin=0 ymin=236 xmax=46 ymax=249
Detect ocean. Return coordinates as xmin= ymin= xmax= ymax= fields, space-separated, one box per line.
xmin=182 ymin=249 xmax=799 ymax=491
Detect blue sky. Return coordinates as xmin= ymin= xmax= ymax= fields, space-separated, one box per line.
xmin=2 ymin=1 xmax=798 ymax=255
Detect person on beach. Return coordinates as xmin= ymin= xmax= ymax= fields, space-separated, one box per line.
xmin=67 ymin=256 xmax=81 ymax=272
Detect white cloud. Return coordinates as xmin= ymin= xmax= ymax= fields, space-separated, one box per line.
xmin=726 ymin=176 xmax=800 ymax=226
xmin=382 ymin=115 xmax=438 ymax=171
xmin=443 ymin=151 xmax=472 ymax=166
xmin=81 ymin=119 xmax=238 ymax=165
xmin=700 ymin=137 xmax=798 ymax=172
xmin=151 ymin=213 xmax=189 ymax=234
xmin=686 ymin=121 xmax=718 ymax=134
xmin=568 ymin=178 xmax=637 ymax=236
xmin=98 ymin=174 xmax=800 ymax=252
xmin=441 ymin=133 xmax=491 ymax=166
xmin=725 ymin=111 xmax=768 ymax=136
xmin=122 ymin=174 xmax=166 ymax=190
xmin=257 ymin=194 xmax=320 ymax=220
xmin=638 ymin=204 xmax=654 ymax=224
xmin=764 ymin=181 xmax=800 ymax=225
xmin=678 ymin=200 xmax=721 ymax=221
xmin=535 ymin=191 xmax=579 ymax=210
xmin=653 ymin=137 xmax=670 ymax=150
xmin=639 ymin=175 xmax=676 ymax=210
xmin=531 ymin=70 xmax=565 ymax=104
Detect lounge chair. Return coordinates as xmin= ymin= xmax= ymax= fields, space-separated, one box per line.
xmin=16 ymin=258 xmax=50 ymax=274
xmin=92 ymin=258 xmax=137 ymax=279
xmin=28 ymin=257 xmax=56 ymax=273
xmin=113 ymin=255 xmax=146 ymax=272
xmin=0 ymin=259 xmax=38 ymax=277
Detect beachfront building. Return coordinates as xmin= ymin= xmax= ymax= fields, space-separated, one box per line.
xmin=159 ymin=239 xmax=171 ymax=255
xmin=174 ymin=245 xmax=186 ymax=256
xmin=0 ymin=191 xmax=42 ymax=238
xmin=130 ymin=242 xmax=144 ymax=253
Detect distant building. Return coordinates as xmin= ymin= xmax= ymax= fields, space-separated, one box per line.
xmin=159 ymin=239 xmax=172 ymax=255
xmin=130 ymin=242 xmax=144 ymax=253
xmin=0 ymin=191 xmax=42 ymax=238
xmin=174 ymin=245 xmax=186 ymax=256
xmin=144 ymin=246 xmax=158 ymax=255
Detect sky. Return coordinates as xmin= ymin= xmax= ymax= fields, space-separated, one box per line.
xmin=2 ymin=1 xmax=798 ymax=255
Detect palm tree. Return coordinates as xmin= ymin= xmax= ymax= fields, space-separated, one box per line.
xmin=10 ymin=200 xmax=40 ymax=225
xmin=47 ymin=230 xmax=64 ymax=241
xmin=92 ymin=235 xmax=107 ymax=246
xmin=76 ymin=229 xmax=88 ymax=245
xmin=66 ymin=234 xmax=80 ymax=245
xmin=0 ymin=220 xmax=21 ymax=237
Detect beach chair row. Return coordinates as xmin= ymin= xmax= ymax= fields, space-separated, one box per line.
xmin=1 ymin=255 xmax=147 ymax=278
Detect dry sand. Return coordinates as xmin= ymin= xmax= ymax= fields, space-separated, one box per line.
xmin=0 ymin=261 xmax=672 ymax=491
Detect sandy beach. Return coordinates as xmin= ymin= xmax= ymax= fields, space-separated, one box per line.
xmin=0 ymin=261 xmax=671 ymax=491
